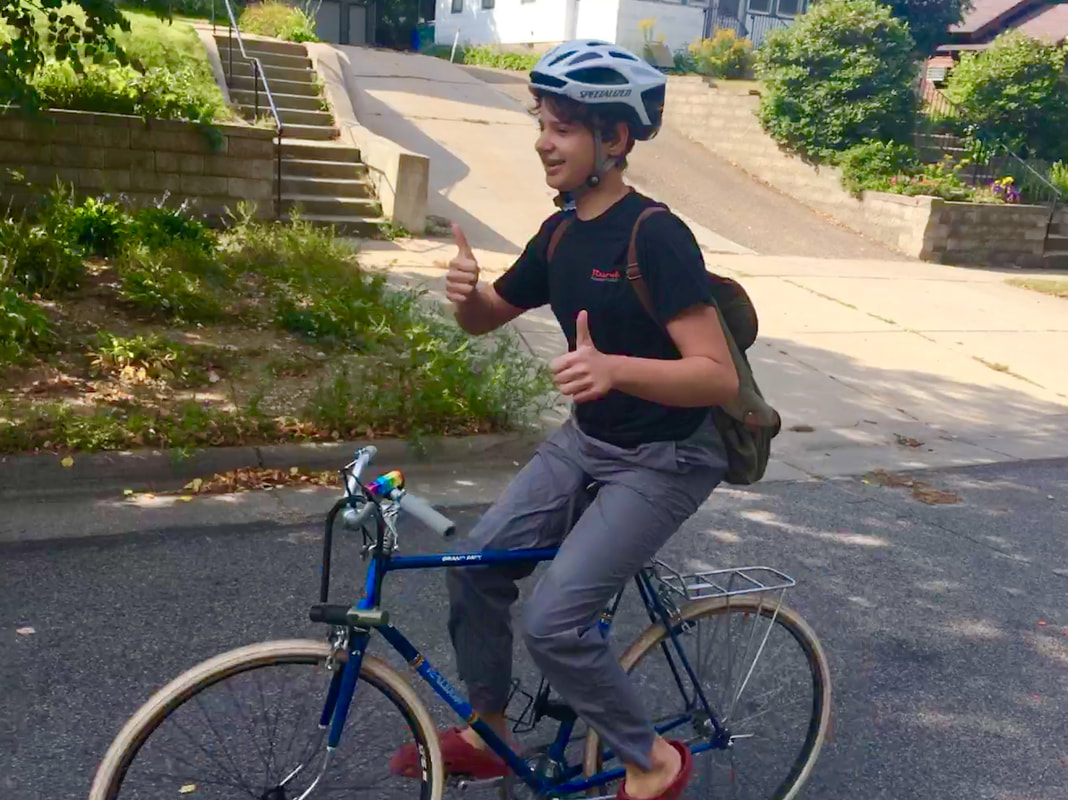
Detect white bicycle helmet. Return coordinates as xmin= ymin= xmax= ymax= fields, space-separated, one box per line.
xmin=530 ymin=40 xmax=667 ymax=141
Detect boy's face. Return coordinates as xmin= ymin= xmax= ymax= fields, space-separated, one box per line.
xmin=535 ymin=102 xmax=598 ymax=193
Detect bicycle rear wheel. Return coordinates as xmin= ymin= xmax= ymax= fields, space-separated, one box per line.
xmin=583 ymin=596 xmax=831 ymax=800
xmin=90 ymin=638 xmax=444 ymax=800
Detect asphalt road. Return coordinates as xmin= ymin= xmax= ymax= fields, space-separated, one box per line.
xmin=3 ymin=459 xmax=1067 ymax=799
xmin=460 ymin=65 xmax=903 ymax=261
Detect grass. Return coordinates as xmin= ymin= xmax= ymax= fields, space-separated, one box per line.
xmin=1007 ymin=278 xmax=1068 ymax=299
xmin=426 ymin=44 xmax=540 ymax=71
xmin=0 ymin=192 xmax=554 ymax=454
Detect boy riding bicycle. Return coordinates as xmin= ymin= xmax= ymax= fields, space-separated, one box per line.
xmin=392 ymin=41 xmax=739 ymax=800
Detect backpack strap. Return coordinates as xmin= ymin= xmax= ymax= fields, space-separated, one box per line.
xmin=625 ymin=206 xmax=669 ymax=320
xmin=546 ymin=216 xmax=574 ymax=262
xmin=624 ymin=205 xmax=780 ymax=432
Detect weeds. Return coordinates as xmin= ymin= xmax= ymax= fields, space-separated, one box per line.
xmin=115 ymin=241 xmax=229 ymax=322
xmin=1 ymin=195 xmax=554 ymax=452
xmin=0 ymin=288 xmax=54 ymax=365
xmin=88 ymin=331 xmax=215 ymax=386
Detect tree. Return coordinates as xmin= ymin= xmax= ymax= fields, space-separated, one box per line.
xmin=883 ymin=0 xmax=973 ymax=56
xmin=944 ymin=30 xmax=1068 ymax=160
xmin=755 ymin=0 xmax=917 ymax=161
xmin=0 ymin=0 xmax=170 ymax=110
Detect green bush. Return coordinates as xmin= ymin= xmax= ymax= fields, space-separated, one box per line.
xmin=239 ymin=0 xmax=319 ymax=42
xmin=944 ymin=31 xmax=1068 ymax=161
xmin=129 ymin=204 xmax=216 ymax=254
xmin=31 ymin=61 xmax=222 ymax=125
xmin=688 ymin=29 xmax=754 ymax=79
xmin=0 ymin=288 xmax=54 ymax=365
xmin=461 ymin=46 xmax=540 ymax=72
xmin=755 ymin=0 xmax=917 ymax=161
xmin=66 ymin=197 xmax=129 ymax=257
xmin=835 ymin=139 xmax=918 ymax=195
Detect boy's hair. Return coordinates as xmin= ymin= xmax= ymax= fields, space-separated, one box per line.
xmin=531 ymin=90 xmax=636 ymax=170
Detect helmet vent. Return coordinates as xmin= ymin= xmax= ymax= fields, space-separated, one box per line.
xmin=566 ymin=67 xmax=628 ymax=85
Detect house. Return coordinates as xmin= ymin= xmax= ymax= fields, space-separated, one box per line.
xmin=926 ymin=0 xmax=1068 ymax=85
xmin=432 ymin=0 xmax=806 ymax=55
xmin=938 ymin=0 xmax=1068 ymax=53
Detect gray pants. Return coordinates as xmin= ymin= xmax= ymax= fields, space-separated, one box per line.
xmin=446 ymin=413 xmax=727 ymax=769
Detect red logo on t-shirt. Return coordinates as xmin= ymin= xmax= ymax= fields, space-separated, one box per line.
xmin=591 ymin=267 xmax=621 ymax=282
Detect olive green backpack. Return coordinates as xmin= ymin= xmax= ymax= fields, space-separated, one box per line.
xmin=547 ymin=206 xmax=781 ymax=485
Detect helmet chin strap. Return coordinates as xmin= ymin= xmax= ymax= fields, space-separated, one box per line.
xmin=554 ymin=136 xmax=618 ymax=210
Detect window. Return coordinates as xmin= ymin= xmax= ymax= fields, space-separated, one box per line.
xmin=451 ymin=0 xmax=462 ymax=13
xmin=747 ymin=0 xmax=773 ymax=13
xmin=776 ymin=0 xmax=803 ymax=15
xmin=481 ymin=0 xmax=494 ymax=8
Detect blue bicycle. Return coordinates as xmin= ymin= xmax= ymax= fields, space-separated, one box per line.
xmin=91 ymin=446 xmax=832 ymax=800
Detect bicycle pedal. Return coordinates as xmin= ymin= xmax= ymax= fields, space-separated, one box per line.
xmin=454 ymin=776 xmax=504 ymax=792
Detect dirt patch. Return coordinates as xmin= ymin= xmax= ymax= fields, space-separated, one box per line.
xmin=864 ymin=469 xmax=963 ymax=505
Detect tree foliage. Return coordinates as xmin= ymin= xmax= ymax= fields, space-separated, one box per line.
xmin=944 ymin=30 xmax=1068 ymax=160
xmin=755 ymin=0 xmax=918 ymax=161
xmin=883 ymin=0 xmax=972 ymax=56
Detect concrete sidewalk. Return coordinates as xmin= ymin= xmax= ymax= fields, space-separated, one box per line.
xmin=335 ymin=49 xmax=1068 ymax=480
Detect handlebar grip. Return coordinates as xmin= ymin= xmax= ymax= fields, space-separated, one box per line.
xmin=398 ymin=493 xmax=456 ymax=538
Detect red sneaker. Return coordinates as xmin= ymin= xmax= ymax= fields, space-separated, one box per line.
xmin=616 ymin=740 xmax=694 ymax=800
xmin=390 ymin=727 xmax=510 ymax=780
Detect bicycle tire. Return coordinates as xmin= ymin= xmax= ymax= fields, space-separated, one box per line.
xmin=89 ymin=638 xmax=445 ymax=800
xmin=582 ymin=596 xmax=832 ymax=800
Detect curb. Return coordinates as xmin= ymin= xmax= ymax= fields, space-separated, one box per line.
xmin=0 ymin=433 xmax=544 ymax=502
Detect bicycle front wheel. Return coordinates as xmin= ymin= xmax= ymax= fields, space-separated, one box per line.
xmin=90 ymin=638 xmax=444 ymax=800
xmin=583 ymin=596 xmax=832 ymax=800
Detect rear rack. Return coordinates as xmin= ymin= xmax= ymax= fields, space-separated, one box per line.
xmin=650 ymin=561 xmax=795 ymax=602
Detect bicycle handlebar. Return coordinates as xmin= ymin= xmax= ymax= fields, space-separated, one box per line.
xmin=398 ymin=492 xmax=456 ymax=538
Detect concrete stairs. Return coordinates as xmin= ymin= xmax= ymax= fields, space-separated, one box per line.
xmin=213 ymin=32 xmax=382 ymax=234
xmin=1043 ymin=210 xmax=1068 ymax=269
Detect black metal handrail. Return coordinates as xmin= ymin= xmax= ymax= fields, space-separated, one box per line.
xmin=212 ymin=0 xmax=284 ymax=218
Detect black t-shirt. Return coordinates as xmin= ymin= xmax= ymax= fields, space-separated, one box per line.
xmin=494 ymin=190 xmax=714 ymax=448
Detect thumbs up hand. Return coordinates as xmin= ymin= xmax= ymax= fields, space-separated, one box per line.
xmin=551 ymin=310 xmax=614 ymax=404
xmin=446 ymin=223 xmax=479 ymax=305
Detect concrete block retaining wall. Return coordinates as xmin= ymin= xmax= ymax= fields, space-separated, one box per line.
xmin=0 ymin=110 xmax=277 ymax=219
xmin=664 ymin=76 xmax=1062 ymax=267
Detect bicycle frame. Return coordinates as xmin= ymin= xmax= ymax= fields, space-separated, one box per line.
xmin=313 ymin=472 xmax=731 ymax=796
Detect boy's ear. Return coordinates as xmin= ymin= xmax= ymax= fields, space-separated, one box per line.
xmin=602 ymin=120 xmax=631 ymax=157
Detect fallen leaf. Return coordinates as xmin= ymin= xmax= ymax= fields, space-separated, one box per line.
xmin=123 ymin=488 xmax=134 ymax=497
xmin=60 ymin=456 xmax=74 ymax=468
xmin=16 ymin=626 xmax=36 ymax=635
xmin=894 ymin=434 xmax=924 ymax=448
xmin=290 ymin=466 xmax=299 ymax=476
xmin=184 ymin=478 xmax=204 ymax=493
xmin=179 ymin=785 xmax=197 ymax=795
xmin=177 ymin=495 xmax=194 ymax=502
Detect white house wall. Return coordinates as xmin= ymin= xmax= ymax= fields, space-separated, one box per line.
xmin=615 ymin=0 xmax=706 ymax=53
xmin=434 ymin=0 xmax=570 ymax=46
xmin=575 ymin=0 xmax=622 ymax=42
